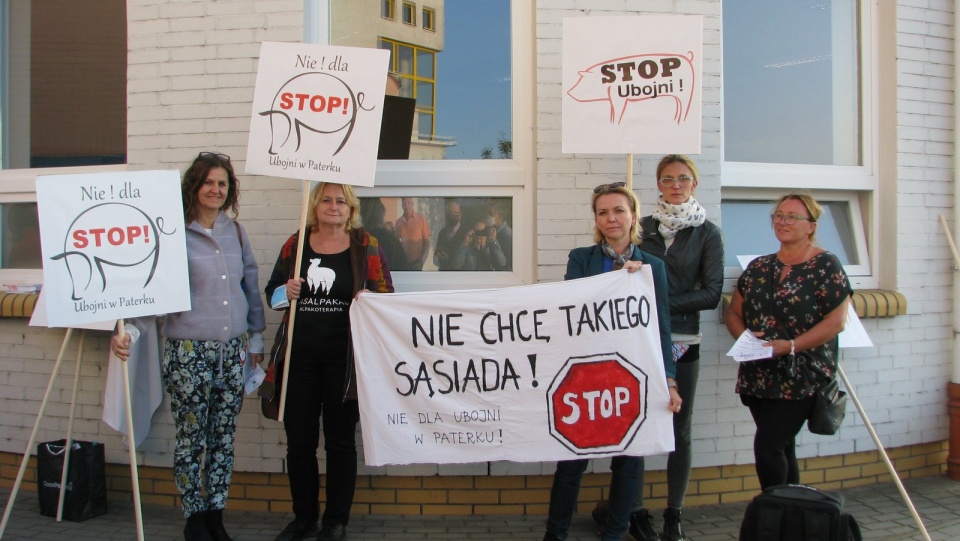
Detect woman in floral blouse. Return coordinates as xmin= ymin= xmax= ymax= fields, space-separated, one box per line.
xmin=725 ymin=193 xmax=852 ymax=490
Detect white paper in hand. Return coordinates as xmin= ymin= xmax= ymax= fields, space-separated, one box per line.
xmin=726 ymin=330 xmax=773 ymax=362
xmin=244 ymin=364 xmax=266 ymax=396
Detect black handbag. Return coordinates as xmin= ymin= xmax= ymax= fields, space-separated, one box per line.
xmin=808 ymin=378 xmax=848 ymax=435
xmin=36 ymin=439 xmax=108 ymax=521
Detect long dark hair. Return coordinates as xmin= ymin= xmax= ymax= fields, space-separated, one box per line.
xmin=181 ymin=152 xmax=240 ymax=224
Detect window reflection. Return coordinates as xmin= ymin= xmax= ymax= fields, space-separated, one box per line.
xmin=332 ymin=1 xmax=511 ymax=160
xmin=1 ymin=203 xmax=42 ymax=269
xmin=360 ymin=197 xmax=513 ymax=272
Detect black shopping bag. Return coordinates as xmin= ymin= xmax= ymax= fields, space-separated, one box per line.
xmin=36 ymin=439 xmax=108 ymax=521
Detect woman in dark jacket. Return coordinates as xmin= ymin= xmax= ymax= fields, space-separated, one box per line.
xmin=544 ymin=181 xmax=682 ymax=541
xmin=631 ymin=154 xmax=724 ymax=541
xmin=264 ymin=182 xmax=393 ymax=541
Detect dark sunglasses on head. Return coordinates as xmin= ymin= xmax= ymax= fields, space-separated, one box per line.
xmin=593 ymin=181 xmax=626 ymax=193
xmin=199 ymin=151 xmax=231 ymax=163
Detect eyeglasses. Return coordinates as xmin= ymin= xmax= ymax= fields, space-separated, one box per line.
xmin=593 ymin=182 xmax=626 ymax=193
xmin=657 ymin=175 xmax=694 ymax=188
xmin=199 ymin=152 xmax=231 ymax=163
xmin=771 ymin=212 xmax=814 ymax=225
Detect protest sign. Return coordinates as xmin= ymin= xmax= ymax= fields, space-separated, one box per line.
xmin=562 ymin=15 xmax=703 ymax=154
xmin=245 ymin=41 xmax=391 ymax=187
xmin=350 ymin=268 xmax=675 ymax=466
xmin=36 ymin=170 xmax=189 ymax=327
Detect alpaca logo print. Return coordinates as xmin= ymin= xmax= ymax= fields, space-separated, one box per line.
xmin=258 ymin=72 xmax=375 ymax=156
xmin=307 ymin=258 xmax=336 ymax=295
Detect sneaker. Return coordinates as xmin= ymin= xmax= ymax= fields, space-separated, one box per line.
xmin=317 ymin=522 xmax=347 ymax=541
xmin=629 ymin=509 xmax=662 ymax=541
xmin=273 ymin=518 xmax=319 ymax=541
xmin=662 ymin=508 xmax=688 ymax=541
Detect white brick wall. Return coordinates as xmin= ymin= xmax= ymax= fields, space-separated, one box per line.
xmin=0 ymin=1 xmax=954 ymax=481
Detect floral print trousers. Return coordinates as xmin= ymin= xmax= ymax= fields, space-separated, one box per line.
xmin=162 ymin=335 xmax=246 ymax=518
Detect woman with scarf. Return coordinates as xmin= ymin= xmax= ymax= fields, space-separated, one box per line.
xmin=543 ymin=181 xmax=681 ymax=541
xmin=628 ymin=154 xmax=724 ymax=541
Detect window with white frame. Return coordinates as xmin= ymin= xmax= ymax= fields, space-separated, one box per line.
xmin=722 ymin=0 xmax=876 ymax=286
xmin=329 ymin=0 xmax=532 ymax=289
xmin=0 ymin=0 xmax=127 ymax=284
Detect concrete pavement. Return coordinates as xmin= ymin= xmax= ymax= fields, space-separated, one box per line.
xmin=2 ymin=475 xmax=959 ymax=540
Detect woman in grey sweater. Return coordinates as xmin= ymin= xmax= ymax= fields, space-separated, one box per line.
xmin=112 ymin=152 xmax=266 ymax=541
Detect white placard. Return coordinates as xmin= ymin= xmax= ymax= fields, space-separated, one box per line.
xmin=562 ymin=15 xmax=703 ymax=154
xmin=350 ymin=269 xmax=676 ymax=466
xmin=245 ymin=42 xmax=390 ymax=187
xmin=36 ymin=170 xmax=190 ymax=327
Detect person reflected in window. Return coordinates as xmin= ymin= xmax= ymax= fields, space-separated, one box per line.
xmin=486 ymin=201 xmax=513 ymax=270
xmin=725 ymin=193 xmax=851 ymax=491
xmin=359 ymin=198 xmax=407 ymax=271
xmin=433 ymin=200 xmax=467 ymax=271
xmin=450 ymin=220 xmax=506 ymax=271
xmin=394 ymin=197 xmax=431 ymax=270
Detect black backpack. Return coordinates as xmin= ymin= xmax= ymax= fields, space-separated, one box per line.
xmin=739 ymin=484 xmax=863 ymax=541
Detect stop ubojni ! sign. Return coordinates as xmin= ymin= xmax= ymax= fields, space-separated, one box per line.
xmin=547 ymin=352 xmax=649 ymax=454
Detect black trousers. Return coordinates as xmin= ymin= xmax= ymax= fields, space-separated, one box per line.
xmin=741 ymin=394 xmax=816 ymax=490
xmin=283 ymin=360 xmax=360 ymax=526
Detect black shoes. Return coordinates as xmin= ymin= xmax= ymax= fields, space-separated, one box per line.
xmin=317 ymin=522 xmax=347 ymax=541
xmin=184 ymin=511 xmax=214 ymax=541
xmin=629 ymin=509 xmax=662 ymax=541
xmin=274 ymin=517 xmax=320 ymax=541
xmin=206 ymin=509 xmax=233 ymax=541
xmin=662 ymin=508 xmax=688 ymax=541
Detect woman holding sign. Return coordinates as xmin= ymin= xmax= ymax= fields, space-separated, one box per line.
xmin=111 ymin=152 xmax=266 ymax=541
xmin=724 ymin=193 xmax=851 ymax=490
xmin=543 ymin=182 xmax=681 ymax=541
xmin=265 ymin=182 xmax=393 ymax=541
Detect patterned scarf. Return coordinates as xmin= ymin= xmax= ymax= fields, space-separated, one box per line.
xmin=652 ymin=196 xmax=707 ymax=239
xmin=600 ymin=241 xmax=635 ymax=271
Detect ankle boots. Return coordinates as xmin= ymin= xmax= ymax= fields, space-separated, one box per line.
xmin=184 ymin=511 xmax=214 ymax=541
xmin=206 ymin=509 xmax=234 ymax=541
xmin=662 ymin=507 xmax=688 ymax=541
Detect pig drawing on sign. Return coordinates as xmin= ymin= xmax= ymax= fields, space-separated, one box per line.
xmin=258 ymin=72 xmax=375 ymax=157
xmin=307 ymin=258 xmax=335 ymax=295
xmin=566 ymin=52 xmax=696 ymax=125
xmin=50 ymin=203 xmax=176 ymax=300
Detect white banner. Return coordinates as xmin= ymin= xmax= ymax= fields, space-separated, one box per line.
xmin=562 ymin=15 xmax=703 ymax=154
xmin=245 ymin=42 xmax=390 ymax=187
xmin=36 ymin=170 xmax=190 ymax=328
xmin=350 ymin=269 xmax=675 ymax=466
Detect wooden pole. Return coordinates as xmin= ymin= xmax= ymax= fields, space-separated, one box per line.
xmin=118 ymin=320 xmax=145 ymax=541
xmin=56 ymin=331 xmax=85 ymax=521
xmin=278 ymin=179 xmax=313 ymax=422
xmin=837 ymin=365 xmax=932 ymax=541
xmin=0 ymin=328 xmax=74 ymax=539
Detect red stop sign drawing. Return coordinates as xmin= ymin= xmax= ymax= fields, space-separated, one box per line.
xmin=546 ymin=352 xmax=648 ymax=454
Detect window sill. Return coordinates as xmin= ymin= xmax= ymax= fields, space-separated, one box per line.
xmin=721 ymin=289 xmax=906 ymax=319
xmin=0 ymin=292 xmax=39 ymax=318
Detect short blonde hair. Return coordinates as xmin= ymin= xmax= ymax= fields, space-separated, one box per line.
xmin=773 ymin=192 xmax=822 ymax=242
xmin=655 ymin=154 xmax=700 ymax=184
xmin=591 ymin=183 xmax=643 ymax=245
xmin=305 ymin=182 xmax=362 ymax=232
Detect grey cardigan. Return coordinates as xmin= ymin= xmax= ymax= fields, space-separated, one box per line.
xmin=160 ymin=211 xmax=266 ymax=342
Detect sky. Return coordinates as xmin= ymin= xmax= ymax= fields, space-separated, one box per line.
xmin=434 ymin=1 xmax=513 ymax=160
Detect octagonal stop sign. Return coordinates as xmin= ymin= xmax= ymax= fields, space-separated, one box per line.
xmin=546 ymin=352 xmax=648 ymax=454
